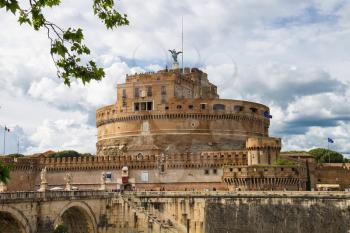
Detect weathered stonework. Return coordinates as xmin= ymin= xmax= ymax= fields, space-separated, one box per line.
xmin=1 ymin=67 xmax=307 ymax=192
xmin=2 ymin=191 xmax=350 ymax=233
xmin=96 ymin=68 xmax=271 ymax=156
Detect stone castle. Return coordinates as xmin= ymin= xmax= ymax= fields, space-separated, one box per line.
xmin=1 ymin=67 xmax=309 ymax=192
xmin=2 ymin=67 xmax=350 ymax=192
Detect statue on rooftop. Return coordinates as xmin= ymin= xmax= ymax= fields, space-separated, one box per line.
xmin=40 ymin=167 xmax=47 ymax=183
xmin=168 ymin=49 xmax=182 ymax=63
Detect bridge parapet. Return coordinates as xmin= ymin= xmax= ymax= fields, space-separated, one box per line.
xmin=0 ymin=190 xmax=113 ymax=203
xmin=125 ymin=190 xmax=350 ymax=199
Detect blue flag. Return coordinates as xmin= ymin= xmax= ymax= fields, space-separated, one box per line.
xmin=328 ymin=138 xmax=334 ymax=143
xmin=263 ymin=111 xmax=272 ymax=119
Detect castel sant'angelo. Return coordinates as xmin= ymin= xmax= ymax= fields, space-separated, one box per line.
xmin=4 ymin=56 xmax=350 ymax=193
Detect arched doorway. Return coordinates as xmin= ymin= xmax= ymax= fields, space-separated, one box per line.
xmin=0 ymin=211 xmax=26 ymax=233
xmin=54 ymin=202 xmax=97 ymax=233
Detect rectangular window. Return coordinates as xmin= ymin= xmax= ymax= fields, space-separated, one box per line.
xmin=122 ymin=89 xmax=127 ymax=98
xmin=161 ymin=86 xmax=166 ymax=95
xmin=250 ymin=107 xmax=258 ymax=113
xmin=213 ymin=104 xmax=226 ymax=110
xmin=161 ymin=95 xmax=167 ymax=104
xmin=147 ymin=86 xmax=152 ymax=97
xmin=234 ymin=105 xmax=244 ymax=112
xmin=141 ymin=102 xmax=146 ymax=111
xmin=106 ymin=172 xmax=112 ymax=182
xmin=134 ymin=103 xmax=140 ymax=111
xmin=141 ymin=171 xmax=149 ymax=182
xmin=200 ymin=103 xmax=206 ymax=110
xmin=134 ymin=87 xmax=140 ymax=98
xmin=147 ymin=102 xmax=153 ymax=110
xmin=204 ymin=169 xmax=209 ymax=175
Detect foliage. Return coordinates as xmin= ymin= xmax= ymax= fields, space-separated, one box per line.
xmin=305 ymin=160 xmax=311 ymax=191
xmin=274 ymin=158 xmax=295 ymax=166
xmin=308 ymin=148 xmax=344 ymax=163
xmin=280 ymin=150 xmax=307 ymax=154
xmin=47 ymin=150 xmax=94 ymax=158
xmin=48 ymin=150 xmax=81 ymax=158
xmin=0 ymin=0 xmax=129 ymax=86
xmin=7 ymin=153 xmax=25 ymax=158
xmin=52 ymin=224 xmax=68 ymax=233
xmin=0 ymin=161 xmax=11 ymax=184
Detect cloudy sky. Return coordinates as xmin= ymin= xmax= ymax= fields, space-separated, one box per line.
xmin=1 ymin=0 xmax=350 ymax=155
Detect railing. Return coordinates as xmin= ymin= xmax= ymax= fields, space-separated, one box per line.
xmin=124 ymin=190 xmax=350 ymax=199
xmin=2 ymin=190 xmax=350 ymax=203
xmin=0 ymin=190 xmax=113 ymax=202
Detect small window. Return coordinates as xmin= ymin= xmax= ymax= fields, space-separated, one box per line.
xmin=234 ymin=105 xmax=244 ymax=112
xmin=134 ymin=87 xmax=140 ymax=98
xmin=161 ymin=164 xmax=165 ymax=173
xmin=122 ymin=89 xmax=127 ymax=98
xmin=161 ymin=86 xmax=166 ymax=95
xmin=229 ymin=168 xmax=233 ymax=172
xmin=161 ymin=95 xmax=167 ymax=104
xmin=250 ymin=107 xmax=258 ymax=113
xmin=213 ymin=104 xmax=225 ymax=110
xmin=213 ymin=169 xmax=217 ymax=174
xmin=165 ymin=106 xmax=169 ymax=110
xmin=177 ymin=105 xmax=182 ymax=109
xmin=134 ymin=103 xmax=140 ymax=111
xmin=188 ymin=105 xmax=193 ymax=109
xmin=204 ymin=169 xmax=209 ymax=175
xmin=147 ymin=102 xmax=153 ymax=110
xmin=147 ymin=86 xmax=152 ymax=97
xmin=238 ymin=168 xmax=241 ymax=172
xmin=281 ymin=167 xmax=284 ymax=171
xmin=200 ymin=103 xmax=206 ymax=110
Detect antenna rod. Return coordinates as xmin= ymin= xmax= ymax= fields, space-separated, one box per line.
xmin=182 ymin=16 xmax=184 ymax=73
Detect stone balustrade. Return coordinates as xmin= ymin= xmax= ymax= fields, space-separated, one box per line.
xmin=0 ymin=190 xmax=112 ymax=203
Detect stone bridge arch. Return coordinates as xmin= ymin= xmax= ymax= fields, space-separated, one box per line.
xmin=53 ymin=201 xmax=98 ymax=233
xmin=0 ymin=205 xmax=33 ymax=233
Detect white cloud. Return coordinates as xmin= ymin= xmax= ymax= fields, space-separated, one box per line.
xmin=26 ymin=114 xmax=96 ymax=154
xmin=1 ymin=0 xmax=350 ymax=154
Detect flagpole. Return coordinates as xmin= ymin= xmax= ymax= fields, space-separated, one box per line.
xmin=17 ymin=135 xmax=20 ymax=154
xmin=182 ymin=16 xmax=184 ymax=74
xmin=328 ymin=140 xmax=330 ymax=164
xmin=3 ymin=128 xmax=5 ymax=155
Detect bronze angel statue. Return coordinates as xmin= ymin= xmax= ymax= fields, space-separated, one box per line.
xmin=168 ymin=49 xmax=182 ymax=63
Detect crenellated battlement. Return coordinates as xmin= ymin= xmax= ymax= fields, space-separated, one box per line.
xmin=2 ymin=150 xmax=248 ymax=172
xmin=246 ymin=137 xmax=281 ymax=150
xmin=222 ymin=164 xmax=306 ymax=191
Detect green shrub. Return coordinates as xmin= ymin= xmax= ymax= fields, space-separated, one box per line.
xmin=0 ymin=161 xmax=11 ymax=184
xmin=308 ymin=148 xmax=344 ymax=163
xmin=48 ymin=150 xmax=81 ymax=158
